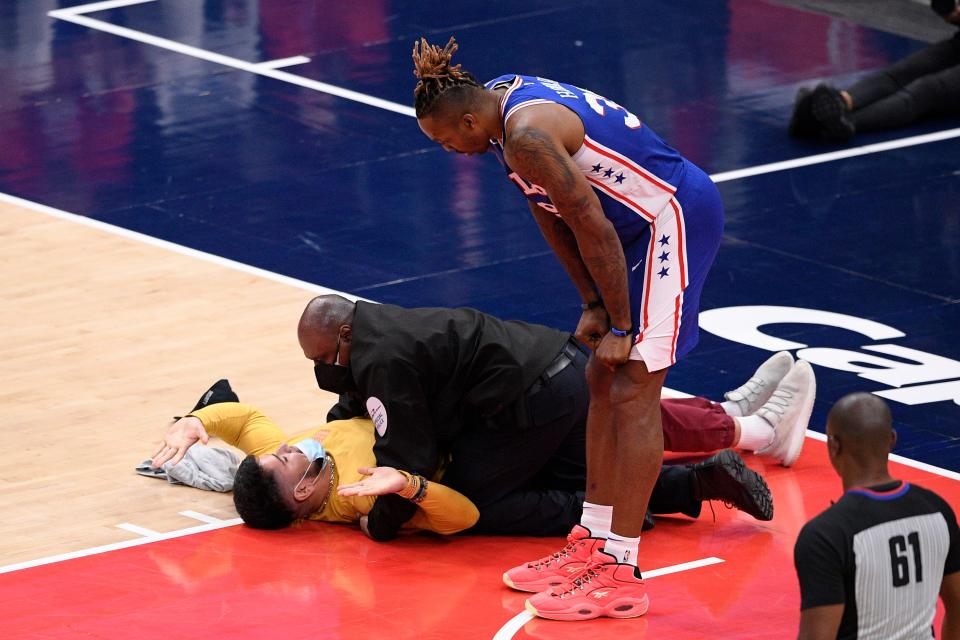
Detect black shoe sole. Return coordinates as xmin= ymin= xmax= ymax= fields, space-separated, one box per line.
xmin=810 ymin=84 xmax=855 ymax=142
xmin=788 ymin=87 xmax=818 ymax=139
xmin=696 ymin=450 xmax=774 ymax=521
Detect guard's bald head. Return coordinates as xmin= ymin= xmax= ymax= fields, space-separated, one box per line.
xmin=299 ymin=294 xmax=353 ymax=333
xmin=827 ymin=392 xmax=895 ymax=465
xmin=297 ymin=295 xmax=355 ymax=360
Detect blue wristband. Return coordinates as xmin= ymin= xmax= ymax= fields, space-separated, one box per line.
xmin=610 ymin=325 xmax=631 ymax=337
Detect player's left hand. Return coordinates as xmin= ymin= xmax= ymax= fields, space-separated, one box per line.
xmin=337 ymin=466 xmax=407 ymax=497
xmin=152 ymin=416 xmax=209 ymax=468
xmin=595 ymin=331 xmax=632 ymax=369
xmin=574 ymin=306 xmax=609 ymax=349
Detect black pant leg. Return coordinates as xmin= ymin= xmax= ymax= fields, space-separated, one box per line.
xmin=853 ymin=62 xmax=960 ymax=131
xmin=648 ymin=464 xmax=700 ymax=519
xmin=470 ymin=463 xmax=700 ymax=536
xmin=848 ymin=37 xmax=960 ymax=108
xmin=442 ymin=348 xmax=589 ymax=508
xmin=467 ymin=489 xmax=585 ymax=536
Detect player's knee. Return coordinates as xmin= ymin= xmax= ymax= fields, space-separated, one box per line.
xmin=585 ymin=358 xmax=611 ymax=390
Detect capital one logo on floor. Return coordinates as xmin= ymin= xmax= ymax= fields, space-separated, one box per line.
xmin=700 ymin=306 xmax=960 ymax=408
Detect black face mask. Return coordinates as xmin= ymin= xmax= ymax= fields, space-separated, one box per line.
xmin=314 ymin=361 xmax=356 ymax=395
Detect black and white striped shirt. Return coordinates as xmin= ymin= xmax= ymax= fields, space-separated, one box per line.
xmin=795 ymin=481 xmax=959 ymax=639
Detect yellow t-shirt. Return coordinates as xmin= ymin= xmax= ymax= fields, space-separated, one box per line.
xmin=190 ymin=403 xmax=478 ymax=534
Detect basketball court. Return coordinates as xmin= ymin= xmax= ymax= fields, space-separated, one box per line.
xmin=1 ymin=1 xmax=958 ymax=638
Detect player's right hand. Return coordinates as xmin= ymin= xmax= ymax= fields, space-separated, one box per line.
xmin=574 ymin=307 xmax=610 ymax=350
xmin=151 ymin=416 xmax=209 ymax=468
xmin=595 ymin=331 xmax=632 ymax=369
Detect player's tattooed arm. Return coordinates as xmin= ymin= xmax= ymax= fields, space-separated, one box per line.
xmin=505 ymin=125 xmax=631 ymax=333
xmin=526 ymin=200 xmax=597 ymax=304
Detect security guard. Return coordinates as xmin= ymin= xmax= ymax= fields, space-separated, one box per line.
xmin=298 ymin=294 xmax=772 ymax=540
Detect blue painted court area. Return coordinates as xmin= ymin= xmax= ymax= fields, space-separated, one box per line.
xmin=3 ymin=1 xmax=959 ymax=466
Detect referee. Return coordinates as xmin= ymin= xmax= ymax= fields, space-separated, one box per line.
xmin=794 ymin=393 xmax=960 ymax=639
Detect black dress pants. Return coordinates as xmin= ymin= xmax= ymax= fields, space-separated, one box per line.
xmin=442 ymin=339 xmax=701 ymax=536
xmin=848 ymin=34 xmax=960 ymax=131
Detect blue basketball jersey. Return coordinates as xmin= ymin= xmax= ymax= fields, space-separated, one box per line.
xmin=483 ymin=74 xmax=724 ymax=369
xmin=484 ymin=74 xmax=701 ymax=246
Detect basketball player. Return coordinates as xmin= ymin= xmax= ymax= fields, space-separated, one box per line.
xmin=794 ymin=393 xmax=960 ymax=639
xmin=410 ymin=37 xmax=755 ymax=620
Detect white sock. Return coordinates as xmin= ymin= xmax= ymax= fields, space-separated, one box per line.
xmin=605 ymin=531 xmax=640 ymax=567
xmin=736 ymin=414 xmax=775 ymax=451
xmin=580 ymin=502 xmax=612 ymax=539
xmin=721 ymin=400 xmax=744 ymax=417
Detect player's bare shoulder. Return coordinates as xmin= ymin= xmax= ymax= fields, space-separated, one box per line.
xmin=503 ymin=102 xmax=585 ymax=158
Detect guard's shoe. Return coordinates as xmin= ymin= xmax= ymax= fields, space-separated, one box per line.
xmin=756 ymin=361 xmax=816 ymax=467
xmin=724 ymin=351 xmax=794 ymax=416
xmin=788 ymin=87 xmax=818 ymax=138
xmin=503 ymin=525 xmax=605 ymax=593
xmin=810 ymin=83 xmax=855 ymax=142
xmin=691 ymin=450 xmax=773 ymax=521
xmin=524 ymin=549 xmax=649 ymax=621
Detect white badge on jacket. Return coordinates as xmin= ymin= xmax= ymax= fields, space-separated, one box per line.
xmin=366 ymin=397 xmax=388 ymax=437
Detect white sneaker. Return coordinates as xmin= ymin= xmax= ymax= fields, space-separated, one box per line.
xmin=724 ymin=351 xmax=794 ymax=416
xmin=755 ymin=361 xmax=816 ymax=467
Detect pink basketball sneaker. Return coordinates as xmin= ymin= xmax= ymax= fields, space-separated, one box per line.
xmin=502 ymin=524 xmax=605 ymax=593
xmin=524 ymin=548 xmax=649 ymax=621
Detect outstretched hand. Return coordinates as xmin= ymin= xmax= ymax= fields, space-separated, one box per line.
xmin=151 ymin=416 xmax=209 ymax=468
xmin=337 ymin=466 xmax=407 ymax=497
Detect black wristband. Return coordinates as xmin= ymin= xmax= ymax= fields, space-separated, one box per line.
xmin=581 ymin=300 xmax=604 ymax=311
xmin=610 ymin=325 xmax=631 ymax=337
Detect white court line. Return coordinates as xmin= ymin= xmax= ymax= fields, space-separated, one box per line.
xmin=47 ymin=5 xmax=416 ymax=118
xmin=179 ymin=510 xmax=229 ymax=524
xmin=492 ymin=612 xmax=535 ymax=640
xmin=53 ymin=0 xmax=156 ymax=16
xmin=0 ymin=192 xmax=364 ymax=301
xmin=710 ymin=127 xmax=960 ymax=183
xmin=492 ymin=556 xmax=724 ymax=639
xmin=252 ymin=56 xmax=311 ymax=71
xmin=48 ymin=1 xmax=960 ymax=177
xmin=0 ymin=517 xmax=243 ymax=574
xmin=643 ymin=555 xmax=724 ymax=578
xmin=116 ymin=523 xmax=162 ymax=537
xmin=804 ymin=430 xmax=960 ymax=481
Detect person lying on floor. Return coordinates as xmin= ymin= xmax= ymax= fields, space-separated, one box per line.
xmin=148 ymin=375 xmax=782 ymax=538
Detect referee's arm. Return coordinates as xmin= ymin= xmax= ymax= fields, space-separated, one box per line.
xmin=795 ymin=523 xmax=845 ymax=640
xmin=797 ymin=605 xmax=843 ymax=640
xmin=943 ymin=571 xmax=960 ymax=640
xmin=941 ymin=497 xmax=960 ymax=640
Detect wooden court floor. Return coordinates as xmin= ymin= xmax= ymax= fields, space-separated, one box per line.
xmin=0 ymin=198 xmax=341 ymax=565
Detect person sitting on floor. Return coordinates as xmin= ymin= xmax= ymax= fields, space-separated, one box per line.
xmin=790 ymin=0 xmax=960 ymax=143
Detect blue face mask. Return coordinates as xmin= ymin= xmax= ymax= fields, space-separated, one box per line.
xmin=295 ymin=438 xmax=326 ymax=463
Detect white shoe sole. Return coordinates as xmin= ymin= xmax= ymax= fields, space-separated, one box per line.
xmin=778 ymin=361 xmax=816 ymax=467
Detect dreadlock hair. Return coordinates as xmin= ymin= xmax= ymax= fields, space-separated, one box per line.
xmin=233 ymin=455 xmax=297 ymax=530
xmin=412 ymin=36 xmax=482 ymax=119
